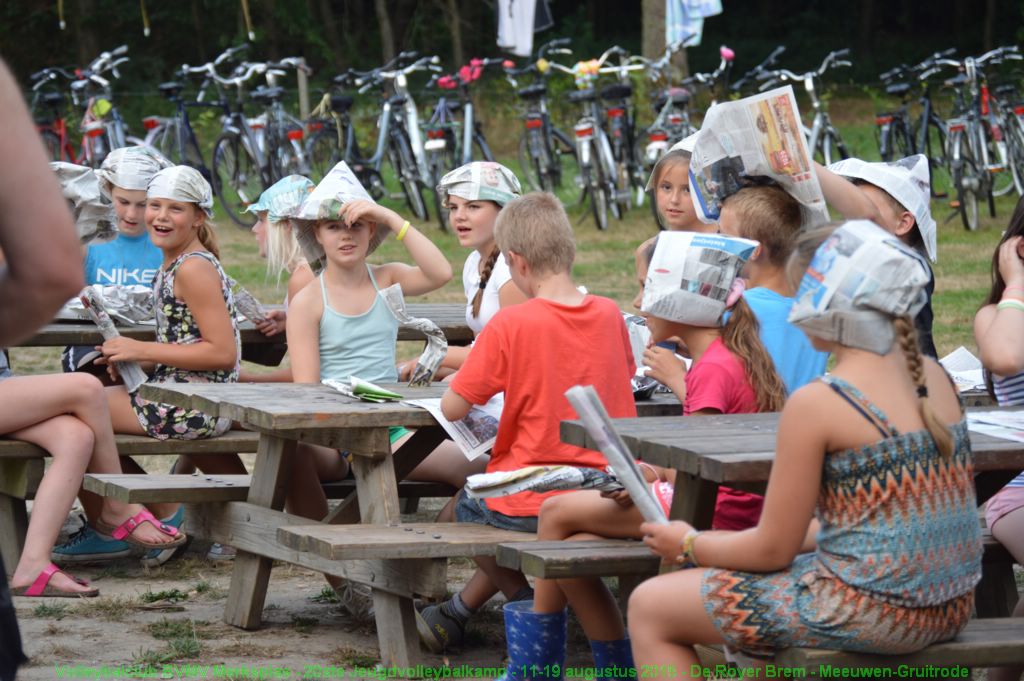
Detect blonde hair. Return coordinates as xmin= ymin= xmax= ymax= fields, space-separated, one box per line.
xmin=721 ymin=298 xmax=788 ymax=411
xmin=494 ymin=192 xmax=575 ymax=275
xmin=722 ymin=185 xmax=801 ymax=267
xmin=265 ymin=218 xmax=305 ymax=279
xmin=194 ymin=212 xmax=220 ymax=259
xmin=893 ymin=315 xmax=953 ymax=458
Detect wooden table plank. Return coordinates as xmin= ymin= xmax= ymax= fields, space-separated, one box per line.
xmin=278 ymin=523 xmax=536 ymax=560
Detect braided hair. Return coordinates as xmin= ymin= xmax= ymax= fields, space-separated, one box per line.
xmin=893 ymin=315 xmax=953 ymax=458
xmin=471 ymin=245 xmax=502 ymax=319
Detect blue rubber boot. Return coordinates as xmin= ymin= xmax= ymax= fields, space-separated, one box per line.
xmin=590 ymin=638 xmax=635 ymax=681
xmin=498 ymin=600 xmax=566 ymax=681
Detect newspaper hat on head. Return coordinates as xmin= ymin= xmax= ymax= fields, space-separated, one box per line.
xmin=788 ymin=219 xmax=931 ymax=355
xmin=95 ymin=146 xmax=172 ymax=199
xmin=827 ymin=155 xmax=937 ymax=262
xmin=292 ymin=161 xmax=378 ymax=274
xmin=244 ymin=175 xmax=315 ymax=223
xmin=436 ymin=162 xmax=521 ymax=206
xmin=147 ymin=166 xmax=214 ymax=217
xmin=641 ymin=231 xmax=759 ymax=327
xmin=50 ymin=162 xmax=118 ymax=245
xmin=644 ymin=131 xmax=698 ymax=192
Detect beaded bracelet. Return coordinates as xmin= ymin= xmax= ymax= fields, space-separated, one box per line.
xmin=675 ymin=529 xmax=701 ymax=568
xmin=396 ymin=221 xmax=411 ymax=242
xmin=997 ymin=298 xmax=1024 ymax=313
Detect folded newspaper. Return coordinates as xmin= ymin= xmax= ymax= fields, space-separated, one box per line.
xmin=51 ymin=162 xmax=119 ymax=245
xmin=564 ymin=385 xmax=668 ymax=524
xmin=79 ymin=288 xmax=149 ymax=393
xmin=378 ymin=284 xmax=448 ymax=386
xmin=689 ymin=85 xmax=828 ymax=228
xmin=322 ymin=376 xmax=403 ymax=403
xmin=939 ymin=346 xmax=986 ymax=392
xmin=58 ymin=285 xmax=155 ymax=324
xmin=226 ymin=277 xmax=267 ymax=326
xmin=465 ymin=465 xmax=623 ymax=498
xmin=404 ymin=395 xmax=502 ymax=461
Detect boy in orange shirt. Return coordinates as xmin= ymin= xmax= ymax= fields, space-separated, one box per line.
xmin=416 ymin=192 xmax=638 ymax=653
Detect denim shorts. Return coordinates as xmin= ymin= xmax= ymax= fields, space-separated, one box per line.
xmin=454 ymin=489 xmax=538 ymax=533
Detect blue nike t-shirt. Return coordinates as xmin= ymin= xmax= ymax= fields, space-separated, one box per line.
xmin=84 ymin=232 xmax=162 ymax=287
xmin=743 ymin=286 xmax=829 ymax=394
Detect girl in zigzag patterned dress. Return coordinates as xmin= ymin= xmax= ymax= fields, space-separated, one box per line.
xmin=630 ymin=220 xmax=982 ymax=669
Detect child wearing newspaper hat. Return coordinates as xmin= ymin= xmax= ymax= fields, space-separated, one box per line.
xmin=61 ymin=147 xmax=171 ymax=379
xmin=829 ymin=155 xmax=938 ymax=357
xmin=486 ymin=232 xmax=786 ymax=676
xmin=286 ymin=162 xmax=482 ymax=521
xmin=632 ymin=220 xmax=980 ymax=664
xmin=975 ymin=198 xmax=1024 ymax=681
xmin=410 ymin=162 xmax=528 ymax=380
xmin=55 ymin=166 xmax=240 ymax=567
xmin=647 ymin=133 xmax=716 ymax=233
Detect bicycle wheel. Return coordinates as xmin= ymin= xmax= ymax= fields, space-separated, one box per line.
xmin=951 ymin=137 xmax=981 ymax=232
xmin=1004 ymin=118 xmax=1024 ymax=197
xmin=153 ymin=123 xmax=181 ymax=164
xmin=893 ymin=119 xmax=914 ymax=161
xmin=387 ymin=132 xmax=428 ymax=222
xmin=586 ymin=141 xmax=611 ymax=230
xmin=518 ymin=132 xmax=544 ymax=192
xmin=39 ymin=130 xmax=63 ymax=162
xmin=473 ymin=132 xmax=495 ymax=163
xmin=306 ymin=127 xmax=340 ymax=182
xmin=988 ymin=122 xmax=1016 ymax=198
xmin=549 ymin=127 xmax=579 ymax=199
xmin=212 ymin=131 xmax=263 ymax=228
xmin=924 ymin=118 xmax=949 ymax=198
xmin=819 ymin=130 xmax=849 ymax=166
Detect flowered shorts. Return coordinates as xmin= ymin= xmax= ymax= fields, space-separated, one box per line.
xmin=130 ymin=390 xmax=231 ymax=441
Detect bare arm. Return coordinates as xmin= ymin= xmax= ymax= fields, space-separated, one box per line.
xmin=441 ymin=386 xmax=473 ymax=421
xmin=975 ymin=237 xmax=1024 ymax=376
xmin=101 ymin=257 xmax=238 ymax=370
xmin=0 ymin=60 xmax=82 ymax=345
xmin=815 ymin=161 xmax=882 ymax=222
xmin=285 ymin=283 xmax=323 ymax=383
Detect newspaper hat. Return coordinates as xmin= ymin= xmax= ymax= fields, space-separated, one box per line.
xmin=147 ymin=166 xmax=214 ymax=217
xmin=788 ymin=219 xmax=931 ymax=355
xmin=244 ymin=175 xmax=315 ymax=223
xmin=644 ymin=132 xmax=698 ymax=192
xmin=827 ymin=155 xmax=937 ymax=262
xmin=292 ymin=161 xmax=380 ymax=273
xmin=641 ymin=231 xmax=759 ymax=327
xmin=436 ymin=162 xmax=522 ymax=206
xmin=50 ymin=162 xmax=118 ymax=245
xmin=95 ymin=146 xmax=172 ymax=199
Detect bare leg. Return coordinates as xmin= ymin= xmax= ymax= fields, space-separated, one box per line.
xmin=989 ymin=507 xmax=1024 ymax=681
xmin=461 ymin=557 xmax=532 ymax=610
xmin=629 ymin=568 xmax=724 ymax=675
xmin=9 ymin=415 xmax=95 ymax=594
xmin=405 ymin=440 xmax=488 ymax=488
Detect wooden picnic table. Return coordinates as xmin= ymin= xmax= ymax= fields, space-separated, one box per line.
xmin=562 ymin=408 xmax=1024 ymax=529
xmin=140 ymin=381 xmax=453 ymax=667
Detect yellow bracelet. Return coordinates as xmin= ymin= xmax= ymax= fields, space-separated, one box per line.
xmin=676 ymin=529 xmax=701 ymax=567
xmin=396 ymin=220 xmax=411 ymax=242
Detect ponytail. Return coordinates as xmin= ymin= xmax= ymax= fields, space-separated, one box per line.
xmin=196 ymin=221 xmax=220 ymax=260
xmin=721 ymin=298 xmax=787 ymax=412
xmin=471 ymin=245 xmax=501 ymax=319
xmin=894 ymin=315 xmax=953 ymax=458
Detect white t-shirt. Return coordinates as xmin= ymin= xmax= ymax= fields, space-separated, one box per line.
xmin=462 ymin=250 xmax=513 ymax=335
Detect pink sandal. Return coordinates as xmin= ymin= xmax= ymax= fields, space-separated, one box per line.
xmin=11 ymin=563 xmax=99 ymax=598
xmin=96 ymin=509 xmax=187 ymax=550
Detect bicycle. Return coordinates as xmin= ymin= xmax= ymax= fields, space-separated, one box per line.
xmin=503 ymin=38 xmax=578 ymax=195
xmin=596 ymin=47 xmax=650 ymax=213
xmin=423 ymin=57 xmax=502 ymax=229
xmin=30 ymin=67 xmax=79 ymax=163
xmin=758 ymin=49 xmax=852 ymax=165
xmin=309 ymin=53 xmax=439 ymax=223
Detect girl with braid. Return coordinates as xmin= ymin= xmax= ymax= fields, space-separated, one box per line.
xmin=398 ymin=162 xmax=527 ymax=380
xmin=631 ymin=220 xmax=981 ymax=670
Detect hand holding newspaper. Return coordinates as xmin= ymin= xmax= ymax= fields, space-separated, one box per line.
xmin=564 ymin=385 xmax=668 ymax=524
xmin=378 ymin=284 xmax=448 ymax=386
xmin=79 ymin=288 xmax=149 ymax=393
xmin=226 ymin=277 xmax=268 ymax=326
xmin=689 ymin=85 xmax=828 ymax=229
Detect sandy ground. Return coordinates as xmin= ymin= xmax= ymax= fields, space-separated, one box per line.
xmin=10 ymin=501 xmax=598 ymax=680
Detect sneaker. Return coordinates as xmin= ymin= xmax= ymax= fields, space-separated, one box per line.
xmin=205 ymin=543 xmax=237 ymax=561
xmin=51 ymin=518 xmax=131 ymax=563
xmin=332 ymin=579 xmax=373 ymax=619
xmin=415 ymin=601 xmax=465 ymax=653
xmin=140 ymin=506 xmax=190 ymax=568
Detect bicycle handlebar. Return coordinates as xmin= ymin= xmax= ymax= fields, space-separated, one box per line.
xmin=732 ymin=45 xmax=785 ymax=92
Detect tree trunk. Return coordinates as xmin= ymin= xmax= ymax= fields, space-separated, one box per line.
xmin=73 ymin=0 xmax=98 ymax=66
xmin=642 ymin=0 xmax=665 ymax=59
xmin=441 ymin=0 xmax=464 ymax=67
xmin=190 ymin=0 xmax=207 ymax=62
xmin=263 ymin=0 xmax=279 ymax=59
xmin=375 ymin=0 xmax=396 ymax=62
xmin=858 ymin=0 xmax=875 ymax=58
xmin=319 ymin=0 xmax=345 ymax=70
xmin=982 ymin=0 xmax=995 ymax=51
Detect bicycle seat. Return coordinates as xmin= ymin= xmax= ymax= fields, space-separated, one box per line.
xmin=40 ymin=91 xmax=65 ymax=108
xmin=600 ymin=83 xmax=633 ymax=101
xmin=884 ymin=82 xmax=912 ymax=96
xmin=568 ymin=88 xmax=597 ymax=103
xmin=516 ymin=84 xmax=547 ymax=100
xmin=251 ymin=86 xmax=285 ymax=104
xmin=654 ymin=87 xmax=690 ymax=110
xmin=330 ymin=94 xmax=354 ymax=112
xmin=158 ymin=81 xmax=184 ymax=98
xmin=388 ymin=95 xmax=407 ymax=107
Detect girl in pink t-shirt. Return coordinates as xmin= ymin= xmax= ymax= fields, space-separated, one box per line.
xmin=503 ymin=234 xmax=785 ymax=677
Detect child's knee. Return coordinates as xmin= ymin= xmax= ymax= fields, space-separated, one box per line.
xmin=65 ymin=372 xmax=106 ymax=403
xmin=49 ymin=416 xmax=96 ymax=459
xmin=537 ymin=494 xmax=578 ymax=538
